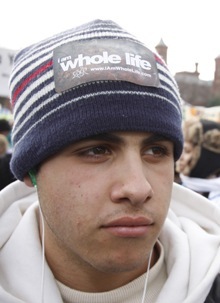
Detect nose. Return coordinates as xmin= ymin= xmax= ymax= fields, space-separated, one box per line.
xmin=110 ymin=156 xmax=153 ymax=206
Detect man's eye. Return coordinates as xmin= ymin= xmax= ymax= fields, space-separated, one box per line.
xmin=80 ymin=145 xmax=111 ymax=157
xmin=145 ymin=146 xmax=169 ymax=157
xmin=88 ymin=146 xmax=109 ymax=155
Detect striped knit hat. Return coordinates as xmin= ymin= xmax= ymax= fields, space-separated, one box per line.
xmin=9 ymin=19 xmax=183 ymax=181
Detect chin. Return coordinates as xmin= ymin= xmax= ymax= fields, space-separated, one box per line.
xmin=93 ymin=255 xmax=147 ymax=274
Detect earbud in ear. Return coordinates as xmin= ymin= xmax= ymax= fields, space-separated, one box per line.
xmin=29 ymin=169 xmax=37 ymax=187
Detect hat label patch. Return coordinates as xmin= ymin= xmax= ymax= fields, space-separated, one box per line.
xmin=53 ymin=39 xmax=160 ymax=93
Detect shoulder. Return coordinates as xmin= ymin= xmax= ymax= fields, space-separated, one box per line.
xmin=170 ymin=182 xmax=220 ymax=234
xmin=171 ymin=182 xmax=220 ymax=218
xmin=0 ymin=180 xmax=37 ymax=216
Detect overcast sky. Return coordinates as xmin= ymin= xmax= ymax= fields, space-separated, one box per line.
xmin=1 ymin=0 xmax=219 ymax=80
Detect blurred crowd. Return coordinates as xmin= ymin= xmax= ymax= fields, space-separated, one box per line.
xmin=0 ymin=97 xmax=15 ymax=190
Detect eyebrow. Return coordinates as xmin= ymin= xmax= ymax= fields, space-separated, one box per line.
xmin=142 ymin=134 xmax=170 ymax=145
xmin=83 ymin=133 xmax=170 ymax=145
xmin=81 ymin=133 xmax=124 ymax=144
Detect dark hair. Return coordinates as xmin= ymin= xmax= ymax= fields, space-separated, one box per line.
xmin=0 ymin=119 xmax=11 ymax=132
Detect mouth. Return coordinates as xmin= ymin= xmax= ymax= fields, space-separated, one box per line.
xmin=102 ymin=216 xmax=153 ymax=238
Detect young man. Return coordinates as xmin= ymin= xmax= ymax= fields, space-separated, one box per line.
xmin=0 ymin=19 xmax=219 ymax=303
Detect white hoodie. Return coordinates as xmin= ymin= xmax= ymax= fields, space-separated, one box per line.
xmin=0 ymin=180 xmax=220 ymax=303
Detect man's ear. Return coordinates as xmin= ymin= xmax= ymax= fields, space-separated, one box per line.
xmin=24 ymin=170 xmax=37 ymax=188
xmin=24 ymin=174 xmax=34 ymax=187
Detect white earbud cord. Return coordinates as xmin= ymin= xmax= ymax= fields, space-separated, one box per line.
xmin=141 ymin=249 xmax=153 ymax=303
xmin=39 ymin=205 xmax=45 ymax=303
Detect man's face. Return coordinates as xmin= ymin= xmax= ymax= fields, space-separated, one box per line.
xmin=36 ymin=132 xmax=174 ymax=278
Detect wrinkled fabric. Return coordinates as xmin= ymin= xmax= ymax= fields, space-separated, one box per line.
xmin=0 ymin=181 xmax=220 ymax=303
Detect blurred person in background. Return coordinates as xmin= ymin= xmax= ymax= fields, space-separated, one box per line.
xmin=0 ymin=132 xmax=15 ymax=190
xmin=0 ymin=96 xmax=13 ymax=123
xmin=0 ymin=118 xmax=13 ymax=151
xmin=176 ymin=117 xmax=220 ymax=205
xmin=0 ymin=134 xmax=9 ymax=157
xmin=0 ymin=117 xmax=14 ymax=190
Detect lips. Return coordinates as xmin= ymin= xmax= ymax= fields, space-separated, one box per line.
xmin=102 ymin=216 xmax=153 ymax=238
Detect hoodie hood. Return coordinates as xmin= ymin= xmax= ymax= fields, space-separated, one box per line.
xmin=0 ymin=181 xmax=220 ymax=303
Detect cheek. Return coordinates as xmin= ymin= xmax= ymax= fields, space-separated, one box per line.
xmin=159 ymin=170 xmax=173 ymax=205
xmin=38 ymin=167 xmax=104 ymax=233
xmin=150 ymin=164 xmax=173 ymax=219
xmin=38 ymin=182 xmax=92 ymax=250
xmin=151 ymin=161 xmax=174 ymax=186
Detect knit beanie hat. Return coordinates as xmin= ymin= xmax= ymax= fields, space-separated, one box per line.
xmin=9 ymin=19 xmax=183 ymax=181
xmin=176 ymin=117 xmax=220 ymax=178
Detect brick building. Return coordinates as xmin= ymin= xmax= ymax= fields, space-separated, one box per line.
xmin=155 ymin=40 xmax=220 ymax=106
